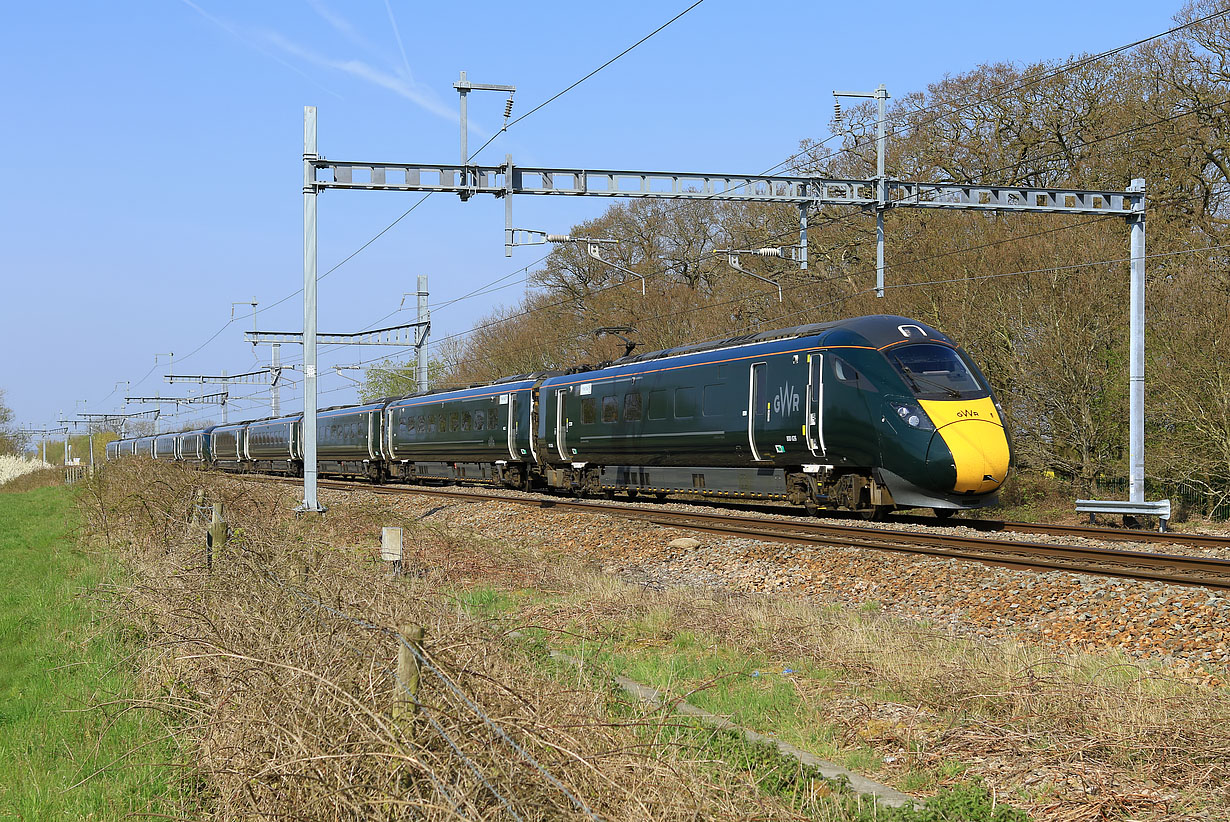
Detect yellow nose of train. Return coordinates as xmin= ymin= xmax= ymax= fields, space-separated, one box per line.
xmin=919 ymin=398 xmax=1011 ymax=494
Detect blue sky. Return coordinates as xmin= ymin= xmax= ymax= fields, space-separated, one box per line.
xmin=0 ymin=0 xmax=1182 ymax=431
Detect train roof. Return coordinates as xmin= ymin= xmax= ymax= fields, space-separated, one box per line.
xmin=610 ymin=315 xmax=950 ymax=367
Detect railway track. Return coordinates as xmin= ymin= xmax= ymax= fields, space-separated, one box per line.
xmin=247 ymin=475 xmax=1230 ymax=591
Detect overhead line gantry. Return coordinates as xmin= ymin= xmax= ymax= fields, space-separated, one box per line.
xmin=295 ymin=74 xmax=1162 ymax=523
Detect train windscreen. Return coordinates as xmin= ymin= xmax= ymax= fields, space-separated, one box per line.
xmin=887 ymin=344 xmax=988 ymax=400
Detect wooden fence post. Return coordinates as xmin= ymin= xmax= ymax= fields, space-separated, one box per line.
xmin=394 ymin=625 xmax=425 ymax=727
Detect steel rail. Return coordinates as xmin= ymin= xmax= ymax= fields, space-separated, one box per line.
xmin=246 ymin=476 xmax=1230 ymax=591
xmin=955 ymin=518 xmax=1230 ymax=550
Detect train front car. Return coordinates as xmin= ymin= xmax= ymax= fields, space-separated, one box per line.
xmin=839 ymin=317 xmax=1011 ymax=514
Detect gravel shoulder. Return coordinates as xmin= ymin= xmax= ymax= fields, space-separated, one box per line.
xmin=372 ymin=486 xmax=1230 ymax=686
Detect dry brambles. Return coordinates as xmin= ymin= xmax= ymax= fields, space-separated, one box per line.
xmin=78 ymin=460 xmax=855 ymax=821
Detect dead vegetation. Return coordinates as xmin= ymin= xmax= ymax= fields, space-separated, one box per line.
xmin=522 ymin=577 xmax=1230 ymax=821
xmin=79 ymin=460 xmax=866 ymax=820
xmin=77 ymin=460 xmax=1230 ymax=820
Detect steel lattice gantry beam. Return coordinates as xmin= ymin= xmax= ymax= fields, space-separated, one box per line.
xmin=313 ymin=160 xmax=1140 ymax=214
xmin=126 ymin=392 xmax=229 ymax=405
xmin=166 ymin=370 xmax=273 ymax=386
xmin=245 ymin=322 xmax=428 ymax=347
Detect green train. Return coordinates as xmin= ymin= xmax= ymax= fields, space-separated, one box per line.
xmin=107 ymin=315 xmax=1012 ymax=518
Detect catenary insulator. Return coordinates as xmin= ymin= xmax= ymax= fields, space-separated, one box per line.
xmin=753 ymin=247 xmax=783 ymax=257
xmin=546 ymin=234 xmax=571 ymax=243
xmin=833 ymin=101 xmax=842 ymax=122
xmin=504 ymin=97 xmax=514 ymax=118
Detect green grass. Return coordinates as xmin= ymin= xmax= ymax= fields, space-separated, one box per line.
xmin=0 ymin=486 xmax=183 ymax=820
xmin=537 ymin=636 xmax=1025 ymax=821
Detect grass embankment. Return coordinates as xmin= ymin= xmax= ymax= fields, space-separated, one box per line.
xmin=83 ymin=460 xmax=1230 ymax=820
xmin=445 ymin=534 xmax=1229 ymax=820
xmin=0 ymin=485 xmax=182 ymax=819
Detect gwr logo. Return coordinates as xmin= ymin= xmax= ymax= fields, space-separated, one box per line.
xmin=774 ymin=382 xmax=800 ymax=416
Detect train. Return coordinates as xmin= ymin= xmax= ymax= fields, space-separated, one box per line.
xmin=105 ymin=315 xmax=1012 ymax=518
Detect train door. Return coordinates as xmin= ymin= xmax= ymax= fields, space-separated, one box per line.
xmin=822 ymin=354 xmax=878 ymax=465
xmin=805 ymin=353 xmax=826 ymax=457
xmin=506 ymin=393 xmax=518 ymax=461
xmin=747 ymin=362 xmax=769 ymax=461
xmin=554 ymin=388 xmax=569 ymax=460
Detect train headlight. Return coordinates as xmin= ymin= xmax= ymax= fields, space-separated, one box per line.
xmin=889 ymin=401 xmax=935 ymax=431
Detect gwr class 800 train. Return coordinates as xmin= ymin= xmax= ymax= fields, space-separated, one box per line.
xmin=107 ymin=315 xmax=1012 ymax=518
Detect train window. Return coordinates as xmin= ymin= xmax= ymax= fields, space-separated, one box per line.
xmin=428 ymin=414 xmax=437 ymax=433
xmin=889 ymin=343 xmax=986 ymax=399
xmin=832 ymin=357 xmax=876 ymax=391
xmin=581 ymin=397 xmax=596 ymax=425
xmin=449 ymin=412 xmax=459 ymax=432
xmin=461 ymin=411 xmax=472 ymax=431
xmin=647 ymin=390 xmax=669 ymax=420
xmin=602 ymin=395 xmax=619 ymax=423
xmin=623 ymin=392 xmax=642 ymax=421
xmin=702 ymin=385 xmax=723 ymax=417
xmin=474 ymin=409 xmax=486 ymax=430
xmin=752 ymin=366 xmax=766 ymax=417
xmin=675 ymin=387 xmax=697 ymax=419
xmin=406 ymin=417 xmax=415 ymax=434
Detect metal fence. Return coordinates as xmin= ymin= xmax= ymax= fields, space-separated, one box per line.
xmin=1090 ymin=477 xmax=1230 ymax=521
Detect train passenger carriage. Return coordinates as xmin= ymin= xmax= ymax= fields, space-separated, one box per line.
xmin=105 ymin=440 xmax=119 ymax=461
xmin=135 ymin=436 xmax=157 ymax=458
xmin=154 ymin=433 xmax=178 ymax=461
xmin=210 ymin=423 xmax=245 ymax=470
xmin=246 ymin=415 xmax=301 ymax=475
xmin=383 ymin=377 xmax=541 ymax=487
xmin=177 ymin=428 xmax=213 ymax=464
xmin=315 ymin=404 xmax=382 ymax=480
xmin=535 ymin=315 xmax=1010 ymax=515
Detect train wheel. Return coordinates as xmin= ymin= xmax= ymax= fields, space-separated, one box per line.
xmin=857 ymin=505 xmax=891 ymax=521
xmin=626 ymin=489 xmax=639 ymax=499
xmin=933 ymin=508 xmax=956 ymax=520
xmin=654 ymin=492 xmax=668 ymax=500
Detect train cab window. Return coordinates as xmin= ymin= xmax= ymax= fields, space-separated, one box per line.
xmin=702 ymin=384 xmax=723 ymax=417
xmin=601 ymin=395 xmax=619 ymax=423
xmin=888 ymin=343 xmax=987 ymax=399
xmin=648 ymin=390 xmax=669 ymax=420
xmin=581 ymin=397 xmax=596 ymax=425
xmin=461 ymin=411 xmax=472 ymax=431
xmin=623 ymin=392 xmax=642 ymax=422
xmin=675 ymin=387 xmax=697 ymax=419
